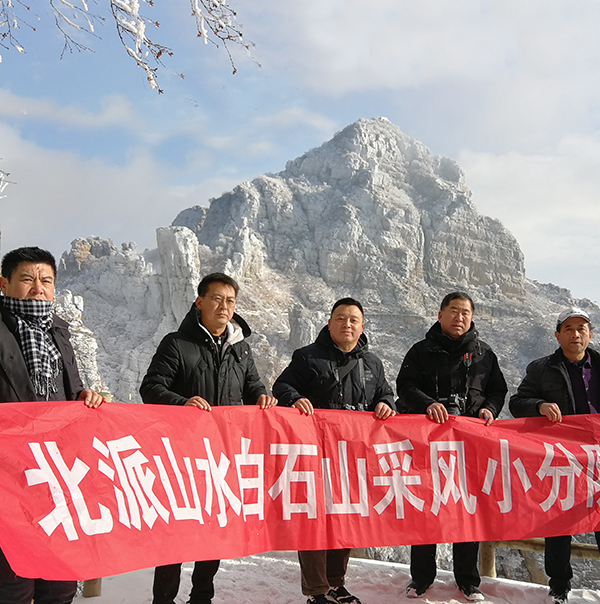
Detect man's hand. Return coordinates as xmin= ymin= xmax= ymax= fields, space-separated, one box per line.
xmin=292 ymin=397 xmax=314 ymax=415
xmin=426 ymin=402 xmax=448 ymax=424
xmin=479 ymin=408 xmax=494 ymax=426
xmin=539 ymin=402 xmax=562 ymax=422
xmin=185 ymin=396 xmax=211 ymax=411
xmin=374 ymin=402 xmax=396 ymax=420
xmin=257 ymin=394 xmax=278 ymax=409
xmin=78 ymin=388 xmax=104 ymax=409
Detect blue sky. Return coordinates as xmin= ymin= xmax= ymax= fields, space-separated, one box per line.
xmin=2 ymin=0 xmax=600 ymax=304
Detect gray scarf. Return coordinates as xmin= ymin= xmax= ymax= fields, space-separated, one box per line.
xmin=1 ymin=296 xmax=62 ymax=399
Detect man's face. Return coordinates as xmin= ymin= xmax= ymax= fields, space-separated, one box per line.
xmin=438 ymin=298 xmax=473 ymax=339
xmin=0 ymin=262 xmax=55 ymax=301
xmin=555 ymin=317 xmax=592 ymax=362
xmin=195 ymin=281 xmax=236 ymax=336
xmin=328 ymin=304 xmax=364 ymax=352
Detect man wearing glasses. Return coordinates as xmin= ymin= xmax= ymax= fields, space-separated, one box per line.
xmin=140 ymin=272 xmax=277 ymax=604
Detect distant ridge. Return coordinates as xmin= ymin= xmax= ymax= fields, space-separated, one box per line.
xmin=58 ymin=117 xmax=597 ymax=404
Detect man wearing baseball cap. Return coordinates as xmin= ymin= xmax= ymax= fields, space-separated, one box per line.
xmin=510 ymin=307 xmax=599 ymax=604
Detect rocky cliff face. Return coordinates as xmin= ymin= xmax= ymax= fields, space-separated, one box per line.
xmin=53 ymin=290 xmax=106 ymax=394
xmin=55 ymin=116 xmax=600 ymax=586
xmin=58 ymin=116 xmax=597 ymax=404
xmin=186 ymin=117 xmax=525 ymax=305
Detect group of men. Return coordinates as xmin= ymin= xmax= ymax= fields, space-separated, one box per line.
xmin=0 ymin=246 xmax=597 ymax=604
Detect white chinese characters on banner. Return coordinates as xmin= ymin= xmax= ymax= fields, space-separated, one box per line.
xmin=23 ymin=435 xmax=600 ymax=540
xmin=481 ymin=439 xmax=532 ymax=513
xmin=372 ymin=439 xmax=424 ymax=519
xmin=537 ymin=442 xmax=583 ymax=512
xmin=430 ymin=441 xmax=477 ymax=516
xmin=26 ymin=441 xmax=112 ymax=540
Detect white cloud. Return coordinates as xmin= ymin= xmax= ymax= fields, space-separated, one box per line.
xmin=245 ymin=0 xmax=521 ymax=93
xmin=0 ymin=123 xmax=194 ymax=257
xmin=244 ymin=141 xmax=275 ymax=158
xmin=0 ymin=89 xmax=143 ymax=132
xmin=195 ymin=106 xmax=338 ymax=159
xmin=260 ymin=0 xmax=600 ymax=93
xmin=0 ymin=88 xmax=216 ymax=150
xmin=170 ymin=176 xmax=247 ymax=206
xmin=242 ymin=0 xmax=600 ymax=155
xmin=253 ymin=107 xmax=336 ymax=138
xmin=206 ymin=135 xmax=237 ymax=150
xmin=459 ymin=134 xmax=600 ymax=302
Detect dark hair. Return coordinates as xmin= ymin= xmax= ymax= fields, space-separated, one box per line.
xmin=197 ymin=273 xmax=239 ymax=297
xmin=440 ymin=291 xmax=475 ymax=312
xmin=1 ymin=247 xmax=57 ymax=280
xmin=331 ymin=297 xmax=364 ymax=317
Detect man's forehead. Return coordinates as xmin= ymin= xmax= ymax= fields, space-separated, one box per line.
xmin=561 ymin=317 xmax=591 ymax=329
xmin=332 ymin=305 xmax=363 ymax=318
xmin=12 ymin=262 xmax=55 ymax=278
xmin=446 ymin=300 xmax=472 ymax=310
xmin=205 ymin=282 xmax=236 ymax=296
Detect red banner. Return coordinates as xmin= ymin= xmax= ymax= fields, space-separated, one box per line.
xmin=1 ymin=402 xmax=600 ymax=580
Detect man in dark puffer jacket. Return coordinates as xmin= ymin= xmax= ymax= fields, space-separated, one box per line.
xmin=396 ymin=291 xmax=507 ymax=602
xmin=510 ymin=307 xmax=600 ymax=604
xmin=273 ymin=297 xmax=395 ymax=604
xmin=140 ymin=272 xmax=277 ymax=604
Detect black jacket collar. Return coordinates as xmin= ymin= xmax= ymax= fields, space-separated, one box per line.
xmin=314 ymin=325 xmax=368 ymax=357
xmin=425 ymin=321 xmax=479 ymax=353
xmin=178 ymin=304 xmax=252 ymax=341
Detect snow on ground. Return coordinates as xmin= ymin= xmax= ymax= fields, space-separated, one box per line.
xmin=77 ymin=551 xmax=600 ymax=604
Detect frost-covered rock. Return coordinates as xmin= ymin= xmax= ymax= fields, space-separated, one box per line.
xmin=57 ymin=116 xmax=600 ymax=588
xmin=58 ymin=117 xmax=600 ymax=405
xmin=197 ymin=117 xmax=525 ymax=303
xmin=58 ymin=237 xmax=166 ymax=403
xmin=54 ymin=290 xmax=106 ymax=394
xmin=172 ymin=205 xmax=208 ymax=236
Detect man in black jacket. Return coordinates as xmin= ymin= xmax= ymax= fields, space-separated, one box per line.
xmin=140 ymin=272 xmax=276 ymax=604
xmin=510 ymin=307 xmax=600 ymax=604
xmin=0 ymin=246 xmax=103 ymax=604
xmin=396 ymin=292 xmax=507 ymax=602
xmin=273 ymin=297 xmax=395 ymax=604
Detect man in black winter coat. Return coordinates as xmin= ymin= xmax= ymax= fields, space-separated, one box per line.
xmin=0 ymin=246 xmax=103 ymax=604
xmin=510 ymin=307 xmax=600 ymax=604
xmin=273 ymin=297 xmax=395 ymax=604
xmin=396 ymin=292 xmax=507 ymax=603
xmin=140 ymin=272 xmax=277 ymax=604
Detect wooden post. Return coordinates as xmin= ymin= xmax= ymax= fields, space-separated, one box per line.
xmin=83 ymin=578 xmax=102 ymax=597
xmin=350 ymin=548 xmax=370 ymax=559
xmin=479 ymin=541 xmax=497 ymax=578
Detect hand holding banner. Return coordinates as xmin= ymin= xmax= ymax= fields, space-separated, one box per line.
xmin=0 ymin=402 xmax=599 ymax=580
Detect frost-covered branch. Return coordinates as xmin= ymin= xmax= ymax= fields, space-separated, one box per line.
xmin=110 ymin=0 xmax=169 ymax=90
xmin=49 ymin=0 xmax=103 ymax=57
xmin=0 ymin=0 xmax=249 ymax=90
xmin=188 ymin=0 xmax=248 ymax=75
xmin=0 ymin=168 xmax=13 ymax=199
xmin=0 ymin=0 xmax=34 ymax=57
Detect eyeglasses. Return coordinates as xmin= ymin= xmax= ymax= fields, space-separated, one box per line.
xmin=208 ymin=295 xmax=236 ymax=307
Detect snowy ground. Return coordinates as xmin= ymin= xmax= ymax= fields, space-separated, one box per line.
xmin=77 ymin=551 xmax=600 ymax=604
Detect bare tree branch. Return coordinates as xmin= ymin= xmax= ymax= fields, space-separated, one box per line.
xmin=0 ymin=168 xmax=13 ymax=199
xmin=0 ymin=0 xmax=249 ymax=89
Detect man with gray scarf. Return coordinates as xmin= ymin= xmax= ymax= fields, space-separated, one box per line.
xmin=0 ymin=246 xmax=103 ymax=604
